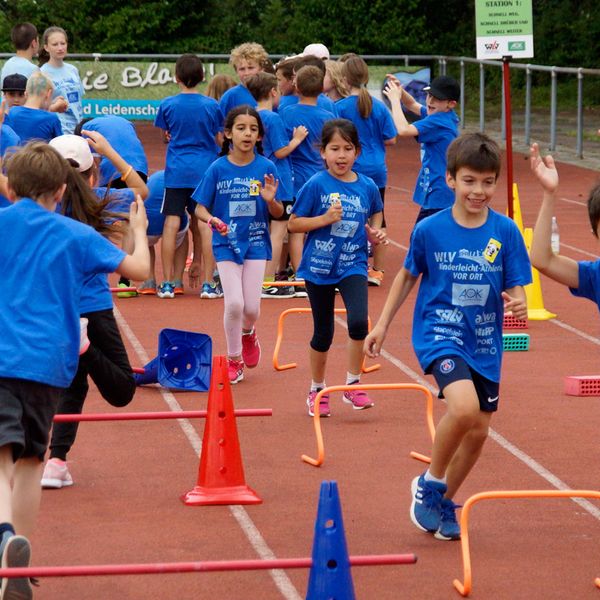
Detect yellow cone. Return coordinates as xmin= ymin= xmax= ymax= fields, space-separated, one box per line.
xmin=523 ymin=227 xmax=557 ymax=320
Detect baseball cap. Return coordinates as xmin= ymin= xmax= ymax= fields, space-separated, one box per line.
xmin=423 ymin=76 xmax=460 ymax=101
xmin=49 ymin=135 xmax=94 ymax=172
xmin=2 ymin=73 xmax=27 ymax=93
xmin=302 ymin=43 xmax=330 ymax=60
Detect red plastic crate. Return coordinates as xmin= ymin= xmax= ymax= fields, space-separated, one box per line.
xmin=503 ymin=313 xmax=528 ymax=329
xmin=564 ymin=376 xmax=600 ymax=396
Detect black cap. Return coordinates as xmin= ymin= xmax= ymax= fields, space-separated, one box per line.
xmin=2 ymin=73 xmax=27 ymax=92
xmin=423 ymin=76 xmax=460 ymax=101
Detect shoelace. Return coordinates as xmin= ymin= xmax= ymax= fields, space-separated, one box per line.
xmin=440 ymin=500 xmax=462 ymax=522
xmin=418 ymin=484 xmax=443 ymax=508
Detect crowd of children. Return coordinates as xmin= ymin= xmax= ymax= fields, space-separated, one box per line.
xmin=2 ymin=24 xmax=599 ymax=598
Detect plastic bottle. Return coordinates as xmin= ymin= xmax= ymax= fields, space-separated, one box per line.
xmin=551 ymin=216 xmax=560 ymax=254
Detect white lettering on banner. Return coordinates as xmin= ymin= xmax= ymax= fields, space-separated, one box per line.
xmin=121 ymin=63 xmax=176 ymax=88
xmin=82 ymin=71 xmax=109 ymax=91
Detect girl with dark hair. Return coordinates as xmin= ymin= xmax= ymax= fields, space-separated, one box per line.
xmin=288 ymin=118 xmax=386 ymax=417
xmin=192 ymin=106 xmax=283 ymax=384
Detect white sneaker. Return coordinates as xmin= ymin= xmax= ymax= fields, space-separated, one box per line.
xmin=41 ymin=458 xmax=74 ymax=489
xmin=79 ymin=317 xmax=90 ymax=355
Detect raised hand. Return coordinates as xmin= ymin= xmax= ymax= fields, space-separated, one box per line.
xmin=530 ymin=143 xmax=559 ymax=193
xmin=261 ymin=173 xmax=279 ymax=202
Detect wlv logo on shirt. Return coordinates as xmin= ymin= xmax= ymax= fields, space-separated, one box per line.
xmin=229 ymin=201 xmax=256 ymax=217
xmin=452 ymin=283 xmax=490 ymax=307
xmin=331 ymin=220 xmax=358 ymax=238
xmin=314 ymin=238 xmax=336 ymax=254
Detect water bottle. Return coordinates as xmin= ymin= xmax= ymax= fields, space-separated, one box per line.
xmin=551 ymin=216 xmax=560 ymax=254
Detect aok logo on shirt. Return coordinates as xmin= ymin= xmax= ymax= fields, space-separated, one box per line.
xmin=452 ymin=283 xmax=490 ymax=307
xmin=331 ymin=220 xmax=358 ymax=238
xmin=229 ymin=201 xmax=256 ymax=217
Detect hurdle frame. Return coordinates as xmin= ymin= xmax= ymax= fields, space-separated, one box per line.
xmin=301 ymin=383 xmax=435 ymax=467
xmin=452 ymin=489 xmax=600 ymax=596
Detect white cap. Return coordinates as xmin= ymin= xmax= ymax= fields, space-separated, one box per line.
xmin=302 ymin=43 xmax=330 ymax=60
xmin=49 ymin=135 xmax=94 ymax=172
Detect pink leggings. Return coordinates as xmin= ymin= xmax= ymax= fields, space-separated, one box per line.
xmin=217 ymin=260 xmax=266 ymax=357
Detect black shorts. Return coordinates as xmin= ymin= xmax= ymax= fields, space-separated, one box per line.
xmin=161 ymin=187 xmax=196 ymax=218
xmin=427 ymin=355 xmax=500 ymax=413
xmin=272 ymin=199 xmax=294 ymax=222
xmin=0 ymin=378 xmax=61 ymax=461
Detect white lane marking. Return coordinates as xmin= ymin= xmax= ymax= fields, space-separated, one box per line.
xmin=114 ymin=306 xmax=302 ymax=600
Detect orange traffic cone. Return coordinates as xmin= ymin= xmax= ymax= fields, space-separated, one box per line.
xmin=181 ymin=355 xmax=262 ymax=506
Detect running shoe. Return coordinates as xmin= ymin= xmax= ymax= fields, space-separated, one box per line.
xmin=241 ymin=329 xmax=261 ymax=368
xmin=157 ymin=281 xmax=175 ymax=299
xmin=261 ymin=284 xmax=295 ymax=299
xmin=138 ymin=279 xmax=156 ymax=295
xmin=117 ymin=279 xmax=138 ymax=297
xmin=173 ymin=279 xmax=184 ymax=295
xmin=367 ymin=268 xmax=384 ymax=287
xmin=200 ymin=282 xmax=220 ymax=299
xmin=410 ymin=473 xmax=446 ymax=533
xmin=292 ymin=278 xmax=308 ymax=298
xmin=0 ymin=535 xmax=32 ymax=600
xmin=306 ymin=390 xmax=331 ymax=417
xmin=41 ymin=458 xmax=74 ymax=489
xmin=227 ymin=358 xmax=244 ymax=384
xmin=435 ymin=498 xmax=462 ymax=540
xmin=342 ymin=383 xmax=375 ymax=410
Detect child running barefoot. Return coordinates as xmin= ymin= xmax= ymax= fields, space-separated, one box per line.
xmin=288 ymin=118 xmax=386 ymax=417
xmin=192 ymin=106 xmax=283 ymax=383
xmin=365 ymin=132 xmax=531 ymax=540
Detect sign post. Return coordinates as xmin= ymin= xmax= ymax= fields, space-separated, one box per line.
xmin=475 ymin=0 xmax=534 ymax=220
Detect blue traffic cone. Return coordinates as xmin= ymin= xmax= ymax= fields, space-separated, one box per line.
xmin=157 ymin=328 xmax=212 ymax=392
xmin=133 ymin=356 xmax=159 ymax=386
xmin=306 ymin=481 xmax=355 ymax=600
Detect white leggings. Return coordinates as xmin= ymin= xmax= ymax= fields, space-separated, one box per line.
xmin=217 ymin=260 xmax=266 ymax=357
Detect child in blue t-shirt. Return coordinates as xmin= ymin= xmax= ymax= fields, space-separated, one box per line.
xmin=246 ymin=71 xmax=309 ymax=299
xmin=155 ymin=54 xmax=223 ymax=299
xmin=384 ymin=74 xmax=460 ymax=223
xmin=337 ymin=55 xmax=397 ymax=287
xmin=281 ymin=65 xmax=336 ymax=284
xmin=289 ymin=119 xmax=386 ymax=418
xmin=192 ymin=106 xmax=283 ymax=385
xmin=365 ymin=132 xmax=531 ymax=542
xmin=0 ymin=142 xmax=149 ymax=596
xmin=530 ymin=143 xmax=600 ymax=311
xmin=39 ymin=26 xmax=84 ymax=134
xmin=4 ymin=71 xmax=62 ymax=142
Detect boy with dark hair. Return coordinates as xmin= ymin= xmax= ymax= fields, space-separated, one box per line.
xmin=1 ymin=74 xmax=27 ymax=110
xmin=365 ymin=132 xmax=531 ymax=541
xmin=0 ymin=23 xmax=39 ymax=83
xmin=280 ymin=65 xmax=336 ymax=288
xmin=154 ymin=53 xmax=223 ymax=299
xmin=384 ymin=74 xmax=460 ymax=223
xmin=246 ymin=71 xmax=308 ymax=298
xmin=0 ymin=141 xmax=149 ymax=597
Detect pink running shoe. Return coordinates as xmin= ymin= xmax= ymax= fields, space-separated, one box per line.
xmin=241 ymin=329 xmax=261 ymax=368
xmin=343 ymin=383 xmax=375 ymax=410
xmin=227 ymin=358 xmax=244 ymax=384
xmin=41 ymin=458 xmax=74 ymax=489
xmin=306 ymin=390 xmax=331 ymax=417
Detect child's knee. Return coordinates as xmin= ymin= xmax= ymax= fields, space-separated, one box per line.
xmin=310 ymin=329 xmax=334 ymax=353
xmin=347 ymin=318 xmax=368 ymax=341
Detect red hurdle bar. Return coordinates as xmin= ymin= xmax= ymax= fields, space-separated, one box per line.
xmin=0 ymin=554 xmax=417 ymax=579
xmin=53 ymin=409 xmax=272 ymax=422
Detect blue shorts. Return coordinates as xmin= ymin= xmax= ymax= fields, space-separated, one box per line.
xmin=427 ymin=355 xmax=499 ymax=413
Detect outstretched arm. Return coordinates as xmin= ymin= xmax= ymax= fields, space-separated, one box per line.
xmin=529 ymin=143 xmax=579 ymax=288
xmin=382 ymin=79 xmax=419 ymax=137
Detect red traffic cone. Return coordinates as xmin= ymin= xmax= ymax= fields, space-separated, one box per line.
xmin=181 ymin=355 xmax=262 ymax=505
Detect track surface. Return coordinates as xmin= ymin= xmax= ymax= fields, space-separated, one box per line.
xmin=33 ymin=126 xmax=600 ymax=599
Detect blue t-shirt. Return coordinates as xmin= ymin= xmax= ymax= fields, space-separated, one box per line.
xmin=94 ymin=187 xmax=135 ymax=217
xmin=192 ymin=154 xmax=279 ymax=264
xmin=280 ymin=104 xmax=336 ymax=195
xmin=279 ymin=94 xmax=338 ymax=116
xmin=570 ymin=261 xmax=600 ymax=309
xmin=145 ymin=170 xmax=188 ymax=236
xmin=258 ymin=109 xmax=294 ymax=202
xmin=404 ymin=208 xmax=532 ymax=382
xmin=83 ymin=116 xmax=148 ymax=186
xmin=336 ymin=95 xmax=397 ymax=187
xmin=1 ymin=124 xmax=20 ymax=156
xmin=40 ymin=62 xmax=84 ymax=134
xmin=293 ymin=170 xmax=382 ymax=284
xmin=155 ymin=93 xmax=222 ymax=189
xmin=5 ymin=106 xmax=62 ymax=143
xmin=218 ymin=84 xmax=256 ymax=118
xmin=412 ymin=107 xmax=459 ymax=209
xmin=1 ymin=57 xmax=38 ymax=83
xmin=0 ymin=199 xmax=125 ymax=387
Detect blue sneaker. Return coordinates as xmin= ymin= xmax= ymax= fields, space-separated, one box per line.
xmin=200 ymin=281 xmax=220 ymax=299
xmin=157 ymin=281 xmax=175 ymax=299
xmin=410 ymin=473 xmax=446 ymax=533
xmin=435 ymin=498 xmax=461 ymax=540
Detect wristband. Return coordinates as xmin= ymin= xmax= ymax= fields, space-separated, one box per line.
xmin=121 ymin=165 xmax=133 ymax=181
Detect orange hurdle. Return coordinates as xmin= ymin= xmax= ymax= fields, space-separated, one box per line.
xmin=301 ymin=383 xmax=435 ymax=467
xmin=273 ymin=307 xmax=380 ymax=373
xmin=453 ymin=489 xmax=600 ymax=596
